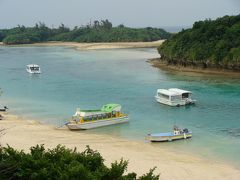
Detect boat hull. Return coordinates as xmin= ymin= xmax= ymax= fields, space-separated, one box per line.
xmin=26 ymin=69 xmax=41 ymax=74
xmin=67 ymin=116 xmax=129 ymax=130
xmin=147 ymin=132 xmax=192 ymax=142
xmin=155 ymin=96 xmax=195 ymax=106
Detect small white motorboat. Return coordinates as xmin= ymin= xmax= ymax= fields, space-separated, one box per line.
xmin=155 ymin=88 xmax=196 ymax=106
xmin=26 ymin=64 xmax=41 ymax=74
xmin=147 ymin=126 xmax=192 ymax=142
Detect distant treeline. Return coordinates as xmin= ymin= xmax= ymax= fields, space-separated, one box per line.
xmin=0 ymin=20 xmax=171 ymax=45
xmin=158 ymin=15 xmax=240 ymax=71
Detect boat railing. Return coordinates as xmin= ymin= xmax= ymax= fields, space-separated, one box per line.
xmin=81 ymin=109 xmax=101 ymax=112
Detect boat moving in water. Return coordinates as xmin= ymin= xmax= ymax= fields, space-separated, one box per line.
xmin=66 ymin=104 xmax=129 ymax=130
xmin=155 ymin=88 xmax=196 ymax=106
xmin=26 ymin=64 xmax=41 ymax=74
xmin=147 ymin=126 xmax=192 ymax=142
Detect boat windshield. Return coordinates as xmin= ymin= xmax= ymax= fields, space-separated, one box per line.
xmin=30 ymin=67 xmax=39 ymax=71
xmin=182 ymin=93 xmax=190 ymax=99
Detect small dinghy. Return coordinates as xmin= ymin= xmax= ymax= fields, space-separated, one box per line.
xmin=147 ymin=125 xmax=192 ymax=142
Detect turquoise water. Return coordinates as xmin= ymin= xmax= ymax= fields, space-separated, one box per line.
xmin=0 ymin=46 xmax=240 ymax=166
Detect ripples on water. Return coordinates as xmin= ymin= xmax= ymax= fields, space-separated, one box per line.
xmin=219 ymin=128 xmax=240 ymax=137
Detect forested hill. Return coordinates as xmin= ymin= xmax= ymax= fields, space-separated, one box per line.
xmin=157 ymin=15 xmax=240 ymax=71
xmin=0 ymin=20 xmax=171 ymax=45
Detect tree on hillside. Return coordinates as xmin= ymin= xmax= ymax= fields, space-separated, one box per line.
xmin=101 ymin=19 xmax=112 ymax=30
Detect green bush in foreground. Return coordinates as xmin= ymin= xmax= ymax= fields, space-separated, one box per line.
xmin=0 ymin=145 xmax=159 ymax=180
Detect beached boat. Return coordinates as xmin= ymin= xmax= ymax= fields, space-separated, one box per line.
xmin=26 ymin=64 xmax=41 ymax=74
xmin=155 ymin=88 xmax=196 ymax=106
xmin=66 ymin=104 xmax=129 ymax=130
xmin=0 ymin=106 xmax=8 ymax=112
xmin=147 ymin=126 xmax=192 ymax=142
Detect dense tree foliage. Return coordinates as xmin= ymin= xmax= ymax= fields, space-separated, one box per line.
xmin=0 ymin=145 xmax=159 ymax=180
xmin=0 ymin=20 xmax=170 ymax=45
xmin=158 ymin=15 xmax=240 ymax=70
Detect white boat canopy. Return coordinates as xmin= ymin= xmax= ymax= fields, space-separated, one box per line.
xmin=157 ymin=89 xmax=180 ymax=97
xmin=26 ymin=64 xmax=40 ymax=68
xmin=168 ymin=88 xmax=192 ymax=94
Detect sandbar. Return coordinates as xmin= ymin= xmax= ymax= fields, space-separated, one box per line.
xmin=0 ymin=40 xmax=165 ymax=50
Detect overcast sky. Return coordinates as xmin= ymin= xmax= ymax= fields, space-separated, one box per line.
xmin=0 ymin=0 xmax=239 ymax=29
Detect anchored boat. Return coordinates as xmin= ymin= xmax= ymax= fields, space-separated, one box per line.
xmin=155 ymin=88 xmax=196 ymax=106
xmin=26 ymin=64 xmax=41 ymax=74
xmin=147 ymin=126 xmax=192 ymax=142
xmin=66 ymin=104 xmax=129 ymax=130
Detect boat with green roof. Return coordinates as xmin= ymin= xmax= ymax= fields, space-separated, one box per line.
xmin=66 ymin=104 xmax=129 ymax=130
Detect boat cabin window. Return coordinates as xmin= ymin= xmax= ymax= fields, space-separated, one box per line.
xmin=170 ymin=95 xmax=181 ymax=101
xmin=158 ymin=93 xmax=169 ymax=100
xmin=83 ymin=116 xmax=92 ymax=121
xmin=182 ymin=93 xmax=190 ymax=99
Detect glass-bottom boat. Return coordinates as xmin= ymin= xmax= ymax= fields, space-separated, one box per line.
xmin=66 ymin=104 xmax=129 ymax=130
xmin=155 ymin=88 xmax=196 ymax=106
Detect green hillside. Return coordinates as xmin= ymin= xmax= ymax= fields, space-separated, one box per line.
xmin=158 ymin=15 xmax=240 ymax=71
xmin=0 ymin=20 xmax=171 ymax=45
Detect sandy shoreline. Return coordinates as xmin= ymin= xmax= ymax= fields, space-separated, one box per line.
xmin=148 ymin=58 xmax=240 ymax=78
xmin=0 ymin=40 xmax=165 ymax=50
xmin=0 ymin=113 xmax=239 ymax=180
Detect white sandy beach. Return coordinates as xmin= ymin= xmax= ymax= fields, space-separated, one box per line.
xmin=0 ymin=113 xmax=239 ymax=180
xmin=0 ymin=40 xmax=165 ymax=50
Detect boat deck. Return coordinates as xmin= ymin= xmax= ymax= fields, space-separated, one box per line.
xmin=150 ymin=132 xmax=173 ymax=137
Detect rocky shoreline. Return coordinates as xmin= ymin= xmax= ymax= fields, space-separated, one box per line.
xmin=148 ymin=58 xmax=240 ymax=77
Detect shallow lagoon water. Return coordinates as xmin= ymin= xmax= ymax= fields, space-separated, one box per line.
xmin=0 ymin=46 xmax=240 ymax=166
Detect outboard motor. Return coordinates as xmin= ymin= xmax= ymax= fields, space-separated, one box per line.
xmin=183 ymin=128 xmax=189 ymax=133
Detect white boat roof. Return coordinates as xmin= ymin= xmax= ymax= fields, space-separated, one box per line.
xmin=157 ymin=89 xmax=180 ymax=96
xmin=169 ymin=88 xmax=192 ymax=94
xmin=26 ymin=64 xmax=40 ymax=67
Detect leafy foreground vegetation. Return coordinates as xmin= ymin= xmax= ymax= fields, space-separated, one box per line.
xmin=0 ymin=145 xmax=159 ymax=180
xmin=158 ymin=15 xmax=240 ymax=71
xmin=0 ymin=20 xmax=171 ymax=45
